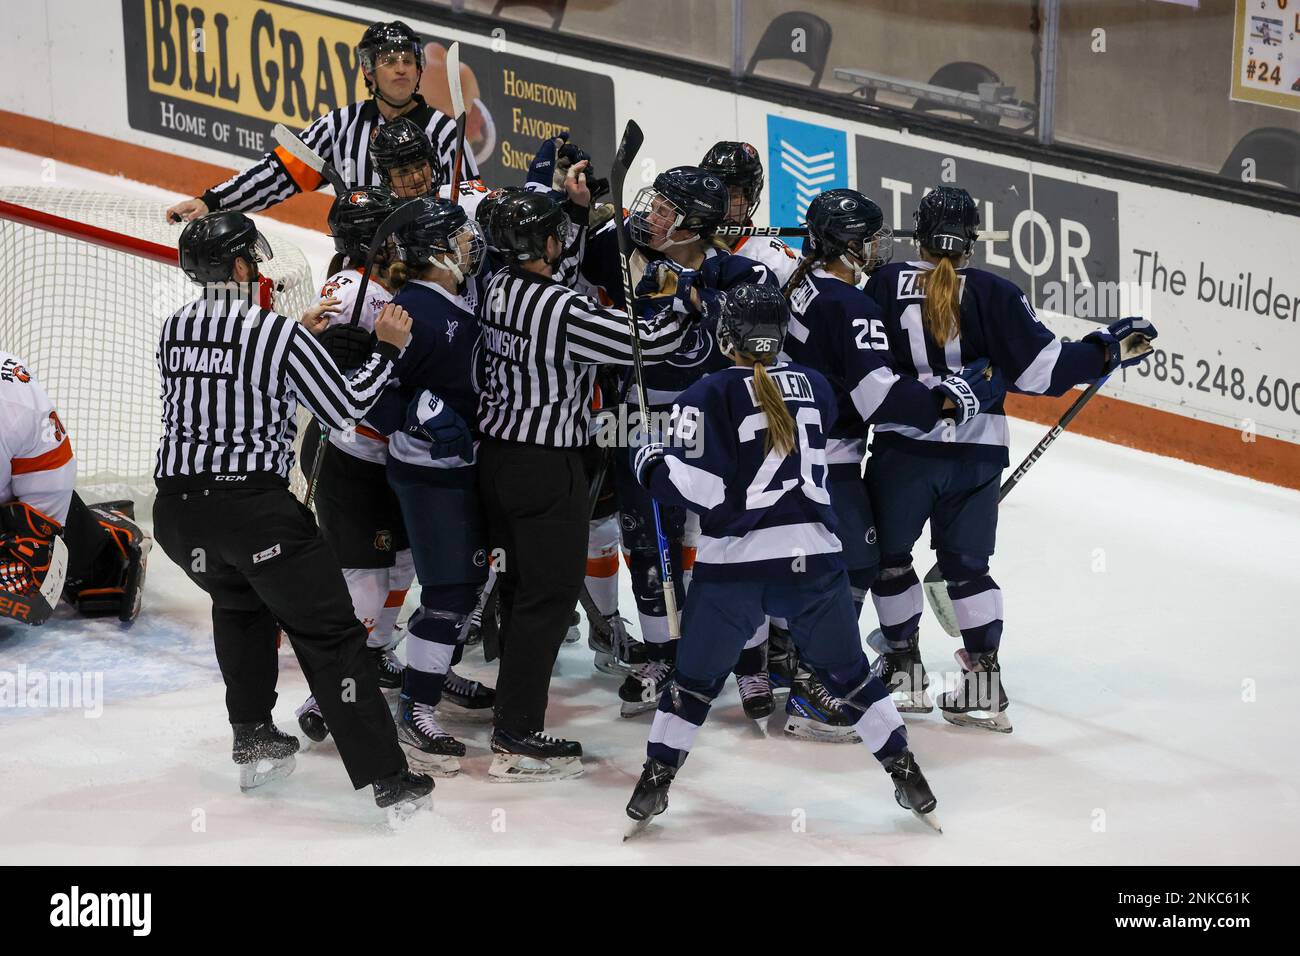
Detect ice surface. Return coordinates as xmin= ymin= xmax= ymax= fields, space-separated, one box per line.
xmin=1 ymin=148 xmax=1297 ymax=864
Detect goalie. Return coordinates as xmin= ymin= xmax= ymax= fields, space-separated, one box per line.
xmin=0 ymin=350 xmax=149 ymax=625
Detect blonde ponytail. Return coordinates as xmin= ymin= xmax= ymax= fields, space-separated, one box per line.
xmin=920 ymin=255 xmax=962 ymax=346
xmin=750 ymin=361 xmax=796 ymax=457
xmin=387 ymin=260 xmax=412 ymax=291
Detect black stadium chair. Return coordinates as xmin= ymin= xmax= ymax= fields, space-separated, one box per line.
xmin=745 ymin=11 xmax=833 ymax=88
xmin=918 ymin=61 xmax=1004 ymax=128
xmin=490 ymin=0 xmax=568 ymax=31
xmin=1220 ymin=127 xmax=1300 ymax=192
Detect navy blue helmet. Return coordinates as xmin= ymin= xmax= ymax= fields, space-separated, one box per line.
xmin=717 ymin=283 xmax=790 ymax=362
xmin=913 ymin=186 xmax=980 ymax=257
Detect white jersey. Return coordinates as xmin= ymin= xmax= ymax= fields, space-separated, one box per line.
xmin=0 ymin=353 xmax=75 ymax=525
xmin=318 ymin=269 xmax=395 ymax=464
xmin=728 ymin=235 xmax=800 ymax=288
xmin=436 ymin=179 xmax=490 ymax=221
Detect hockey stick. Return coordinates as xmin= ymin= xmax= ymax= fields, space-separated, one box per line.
xmin=609 ymin=119 xmax=682 ymax=641
xmin=271 ymin=123 xmax=348 ymax=196
xmin=446 ymin=42 xmax=468 ymax=203
xmin=922 ymin=375 xmax=1111 ymax=637
xmin=576 ymin=439 xmax=617 ymax=642
xmin=714 ymin=225 xmax=1010 ymax=241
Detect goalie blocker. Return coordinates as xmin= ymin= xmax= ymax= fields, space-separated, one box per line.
xmin=0 ymin=501 xmax=68 ymax=626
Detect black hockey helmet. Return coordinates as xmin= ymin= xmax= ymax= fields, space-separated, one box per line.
xmin=328 ymin=185 xmax=397 ymax=262
xmin=803 ymin=188 xmax=893 ymax=272
xmin=393 ymin=196 xmax=486 ymax=280
xmin=717 ymin=283 xmax=790 ymax=362
xmin=700 ymin=141 xmax=764 ymax=223
xmin=357 ymin=21 xmax=425 ymax=77
xmin=913 ymin=186 xmax=980 ymax=258
xmin=628 ymin=166 xmax=729 ymax=249
xmin=178 ymin=212 xmax=272 ymax=284
xmin=475 ymin=186 xmax=526 ymax=250
xmin=371 ymin=118 xmax=439 ymax=193
xmin=490 ymin=191 xmax=569 ymax=263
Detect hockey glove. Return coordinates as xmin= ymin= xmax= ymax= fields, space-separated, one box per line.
xmin=936 ymin=358 xmax=1006 ymax=427
xmin=632 ymin=441 xmax=667 ymax=488
xmin=320 ymin=324 xmax=379 ymax=374
xmin=525 ymin=132 xmax=568 ymax=195
xmin=0 ymin=501 xmax=62 ymax=599
xmin=634 ymin=260 xmax=701 ymax=311
xmin=405 ymin=390 xmax=474 ymax=463
xmin=1084 ymin=317 xmax=1158 ymax=372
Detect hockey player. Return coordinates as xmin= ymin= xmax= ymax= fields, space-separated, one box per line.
xmin=371 ymin=116 xmax=443 ymax=200
xmin=781 ymin=188 xmax=1003 ymax=733
xmin=864 ymin=187 xmax=1157 ymax=733
xmin=700 ymin=140 xmax=799 ymax=288
xmin=624 ymin=284 xmax=939 ymax=833
xmin=364 ymin=197 xmax=495 ymax=775
xmin=0 ymin=352 xmax=149 ymax=627
xmin=612 ymin=166 xmax=778 ymax=720
xmin=294 ymin=186 xmax=417 ymax=742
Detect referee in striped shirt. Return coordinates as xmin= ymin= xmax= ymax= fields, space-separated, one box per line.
xmin=476 ymin=189 xmax=697 ymax=772
xmin=151 ymin=210 xmax=431 ymax=808
xmin=165 ymin=21 xmax=474 ymax=223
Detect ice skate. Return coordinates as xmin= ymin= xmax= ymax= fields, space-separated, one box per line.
xmin=398 ymin=700 xmax=466 ymax=776
xmin=623 ymin=757 xmax=676 ymax=840
xmin=867 ymin=628 xmax=933 ymax=714
xmin=488 ymin=729 xmax=584 ymax=782
xmin=881 ymin=750 xmax=941 ymax=832
xmin=783 ymin=671 xmax=860 ymax=742
xmin=618 ymin=659 xmax=674 ymax=717
xmin=589 ymin=612 xmax=648 ymax=676
xmin=232 ymin=721 xmax=299 ymax=792
xmin=939 ymin=649 xmax=1012 ymax=733
xmin=440 ymin=668 xmax=495 ymax=718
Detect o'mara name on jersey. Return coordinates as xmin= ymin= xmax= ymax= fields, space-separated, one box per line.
xmin=164 ymin=341 xmax=239 ymax=379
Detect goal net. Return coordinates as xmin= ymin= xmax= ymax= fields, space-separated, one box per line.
xmin=0 ymin=186 xmax=317 ymax=502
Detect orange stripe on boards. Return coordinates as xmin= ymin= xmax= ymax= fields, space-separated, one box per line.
xmin=1002 ymin=392 xmax=1300 ymax=492
xmin=586 ymin=553 xmax=620 ymax=577
xmin=11 ymin=438 xmax=72 ymax=474
xmin=0 ymin=110 xmax=333 ymax=232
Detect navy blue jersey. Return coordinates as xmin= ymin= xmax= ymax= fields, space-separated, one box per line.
xmin=369 ymin=278 xmax=481 ymax=472
xmin=640 ymin=249 xmax=777 ymax=406
xmin=865 ymin=260 xmax=1107 ymax=464
xmin=644 ymin=361 xmax=844 ymax=583
xmin=784 ymin=266 xmax=947 ymax=474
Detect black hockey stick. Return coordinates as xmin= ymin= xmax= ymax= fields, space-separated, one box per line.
xmin=714 ymin=225 xmax=1010 ymax=241
xmin=923 ymin=375 xmax=1111 ymax=637
xmin=610 ymin=120 xmax=682 ymax=641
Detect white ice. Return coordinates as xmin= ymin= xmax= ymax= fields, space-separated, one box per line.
xmin=1 ymin=148 xmax=1297 ymax=865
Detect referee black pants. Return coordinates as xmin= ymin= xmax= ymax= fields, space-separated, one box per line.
xmin=153 ymin=485 xmax=406 ymax=789
xmin=478 ymin=437 xmax=589 ymax=736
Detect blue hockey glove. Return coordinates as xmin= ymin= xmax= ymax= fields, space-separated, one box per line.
xmin=1084 ymin=317 xmax=1158 ymax=371
xmin=632 ymin=441 xmax=667 ymax=487
xmin=525 ymin=132 xmax=570 ymax=194
xmin=936 ymin=358 xmax=1006 ymax=426
xmin=634 ymin=260 xmax=701 ymax=311
xmin=404 ymin=390 xmax=473 ymax=462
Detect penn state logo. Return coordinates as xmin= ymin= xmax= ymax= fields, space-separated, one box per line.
xmin=375 ymin=531 xmax=393 ymax=552
xmin=666 ymin=322 xmax=715 ymax=369
xmin=472 ymin=548 xmax=487 ymax=568
xmin=866 ymin=527 xmax=877 ymax=545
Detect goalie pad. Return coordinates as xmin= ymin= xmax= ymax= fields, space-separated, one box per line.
xmin=0 ymin=501 xmax=68 ymax=626
xmin=63 ymin=500 xmax=151 ymax=622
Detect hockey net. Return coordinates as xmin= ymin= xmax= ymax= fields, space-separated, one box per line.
xmin=0 ymin=186 xmax=316 ymax=502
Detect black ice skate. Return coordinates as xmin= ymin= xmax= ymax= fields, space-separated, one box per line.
xmin=868 ymin=628 xmax=933 ymax=714
xmin=881 ymin=750 xmax=941 ymax=832
xmin=565 ymin=608 xmax=582 ymax=644
xmin=623 ymin=757 xmax=677 ymax=840
xmin=398 ymin=700 xmax=466 ymax=776
xmin=735 ymin=640 xmax=774 ymax=720
xmin=232 ymin=720 xmax=299 ymax=792
xmin=618 ymin=659 xmax=674 ymax=717
xmin=440 ymin=668 xmax=495 ymax=717
xmin=939 ymin=649 xmax=1012 ymax=733
xmin=294 ymin=696 xmax=329 ymax=743
xmin=373 ymin=769 xmax=434 ymax=823
xmin=488 ymin=729 xmax=583 ymax=782
xmin=767 ymin=623 xmax=797 ymax=694
xmin=371 ymin=645 xmax=404 ymax=690
xmin=589 ymin=613 xmax=648 ymax=676
xmin=784 ymin=671 xmax=861 ymax=743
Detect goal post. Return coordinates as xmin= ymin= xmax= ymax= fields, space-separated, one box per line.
xmin=0 ymin=186 xmax=317 ymax=502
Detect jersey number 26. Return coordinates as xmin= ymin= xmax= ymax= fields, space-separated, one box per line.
xmin=738 ymin=407 xmax=831 ymax=510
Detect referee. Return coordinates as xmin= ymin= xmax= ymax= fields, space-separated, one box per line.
xmin=152 ymin=210 xmax=430 ymax=810
xmin=165 ymin=20 xmax=475 ymax=222
xmin=476 ymin=190 xmax=696 ymax=781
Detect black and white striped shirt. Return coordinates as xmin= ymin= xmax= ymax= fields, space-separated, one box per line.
xmin=154 ymin=289 xmax=400 ymax=485
xmin=476 ymin=269 xmax=690 ymax=447
xmin=201 ymin=95 xmax=475 ymax=214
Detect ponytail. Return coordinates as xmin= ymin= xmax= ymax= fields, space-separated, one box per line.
xmin=749 ymin=360 xmax=796 ymax=457
xmin=326 ymin=252 xmax=347 ymax=277
xmin=782 ymin=257 xmax=817 ymax=301
xmin=387 ymin=260 xmax=412 ymax=291
xmin=920 ymin=255 xmax=962 ymax=346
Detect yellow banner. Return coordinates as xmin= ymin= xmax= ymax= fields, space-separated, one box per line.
xmin=144 ymin=0 xmax=371 ymax=128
